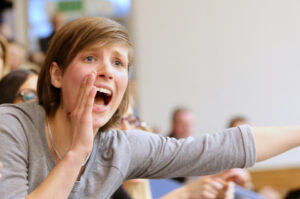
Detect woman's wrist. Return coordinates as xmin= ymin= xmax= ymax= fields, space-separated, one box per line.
xmin=64 ymin=149 xmax=89 ymax=166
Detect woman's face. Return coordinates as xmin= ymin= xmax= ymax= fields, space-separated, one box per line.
xmin=14 ymin=74 xmax=38 ymax=104
xmin=57 ymin=42 xmax=129 ymax=129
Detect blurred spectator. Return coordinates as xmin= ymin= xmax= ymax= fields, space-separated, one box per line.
xmin=0 ymin=23 xmax=12 ymax=41
xmin=169 ymin=107 xmax=195 ymax=138
xmin=0 ymin=69 xmax=38 ymax=104
xmin=228 ymin=116 xmax=248 ymax=128
xmin=28 ymin=51 xmax=45 ymax=71
xmin=0 ymin=68 xmax=37 ymax=191
xmin=115 ymin=105 xmax=153 ymax=199
xmin=0 ymin=34 xmax=9 ymax=78
xmin=168 ymin=107 xmax=195 ymax=183
xmin=39 ymin=12 xmax=66 ymax=53
xmin=7 ymin=41 xmax=26 ymax=71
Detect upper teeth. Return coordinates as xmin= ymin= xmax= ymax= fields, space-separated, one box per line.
xmin=97 ymin=87 xmax=112 ymax=96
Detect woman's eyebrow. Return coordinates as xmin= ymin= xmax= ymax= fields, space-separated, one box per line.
xmin=113 ymin=50 xmax=128 ymax=61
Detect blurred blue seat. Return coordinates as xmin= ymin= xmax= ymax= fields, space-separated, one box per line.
xmin=149 ymin=179 xmax=182 ymax=199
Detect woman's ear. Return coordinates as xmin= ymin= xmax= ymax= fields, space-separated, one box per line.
xmin=50 ymin=62 xmax=62 ymax=88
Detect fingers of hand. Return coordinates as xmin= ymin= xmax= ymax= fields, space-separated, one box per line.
xmin=73 ymin=74 xmax=89 ymax=113
xmin=201 ymin=189 xmax=218 ymax=199
xmin=83 ymin=72 xmax=96 ymax=113
xmin=208 ymin=177 xmax=226 ymax=190
xmin=221 ymin=169 xmax=250 ymax=187
xmin=222 ymin=168 xmax=248 ymax=180
xmin=223 ymin=182 xmax=235 ymax=199
xmin=201 ymin=177 xmax=225 ymax=197
xmin=72 ymin=72 xmax=96 ymax=121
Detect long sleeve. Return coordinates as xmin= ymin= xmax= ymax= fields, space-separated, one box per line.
xmin=124 ymin=125 xmax=256 ymax=179
xmin=0 ymin=109 xmax=29 ymax=198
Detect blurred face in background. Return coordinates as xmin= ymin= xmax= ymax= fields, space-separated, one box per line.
xmin=172 ymin=110 xmax=195 ymax=138
xmin=8 ymin=42 xmax=26 ymax=71
xmin=52 ymin=12 xmax=66 ymax=32
xmin=14 ymin=74 xmax=38 ymax=104
xmin=119 ymin=106 xmax=137 ymax=131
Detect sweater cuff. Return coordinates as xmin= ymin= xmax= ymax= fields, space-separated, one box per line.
xmin=238 ymin=125 xmax=257 ymax=168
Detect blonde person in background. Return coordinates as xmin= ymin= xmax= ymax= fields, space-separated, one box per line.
xmin=0 ymin=34 xmax=9 ymax=78
xmin=118 ymin=105 xmax=152 ymax=199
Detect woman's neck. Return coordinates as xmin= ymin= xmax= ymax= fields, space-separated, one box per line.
xmin=47 ymin=107 xmax=73 ymax=159
xmin=47 ymin=106 xmax=101 ymax=160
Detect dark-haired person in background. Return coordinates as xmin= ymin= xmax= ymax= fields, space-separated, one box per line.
xmin=0 ymin=68 xmax=38 ymax=184
xmin=0 ymin=68 xmax=37 ymax=104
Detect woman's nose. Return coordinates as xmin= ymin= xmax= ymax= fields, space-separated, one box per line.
xmin=97 ymin=61 xmax=113 ymax=80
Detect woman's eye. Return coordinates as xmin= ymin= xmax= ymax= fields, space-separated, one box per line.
xmin=85 ymin=56 xmax=95 ymax=62
xmin=114 ymin=60 xmax=123 ymax=67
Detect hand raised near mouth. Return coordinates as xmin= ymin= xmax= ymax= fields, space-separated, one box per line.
xmin=69 ymin=72 xmax=97 ymax=163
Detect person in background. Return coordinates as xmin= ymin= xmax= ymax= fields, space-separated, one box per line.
xmin=0 ymin=69 xmax=38 ymax=104
xmin=228 ymin=116 xmax=248 ymax=128
xmin=226 ymin=116 xmax=253 ymax=190
xmin=0 ymin=68 xmax=38 ymax=184
xmin=7 ymin=41 xmax=26 ymax=71
xmin=28 ymin=51 xmax=45 ymax=71
xmin=0 ymin=34 xmax=9 ymax=78
xmin=39 ymin=12 xmax=66 ymax=53
xmin=113 ymin=102 xmax=153 ymax=199
xmin=168 ymin=107 xmax=195 ymax=183
xmin=169 ymin=107 xmax=195 ymax=139
xmin=0 ymin=23 xmax=13 ymax=41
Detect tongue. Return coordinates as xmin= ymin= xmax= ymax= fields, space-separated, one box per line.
xmin=94 ymin=97 xmax=105 ymax=106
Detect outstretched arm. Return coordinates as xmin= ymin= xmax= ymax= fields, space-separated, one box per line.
xmin=253 ymin=127 xmax=300 ymax=162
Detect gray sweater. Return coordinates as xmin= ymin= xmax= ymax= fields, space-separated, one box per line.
xmin=0 ymin=102 xmax=256 ymax=199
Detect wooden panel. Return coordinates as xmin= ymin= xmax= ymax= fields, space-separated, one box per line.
xmin=250 ymin=168 xmax=300 ymax=195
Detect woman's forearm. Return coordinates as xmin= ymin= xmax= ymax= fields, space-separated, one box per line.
xmin=253 ymin=126 xmax=300 ymax=162
xmin=26 ymin=149 xmax=87 ymax=199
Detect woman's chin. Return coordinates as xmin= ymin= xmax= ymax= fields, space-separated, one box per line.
xmin=92 ymin=118 xmax=108 ymax=130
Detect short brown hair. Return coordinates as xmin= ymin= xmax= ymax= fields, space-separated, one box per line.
xmin=228 ymin=116 xmax=247 ymax=128
xmin=37 ymin=17 xmax=132 ymax=131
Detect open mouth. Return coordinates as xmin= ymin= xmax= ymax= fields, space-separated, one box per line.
xmin=94 ymin=87 xmax=112 ymax=106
